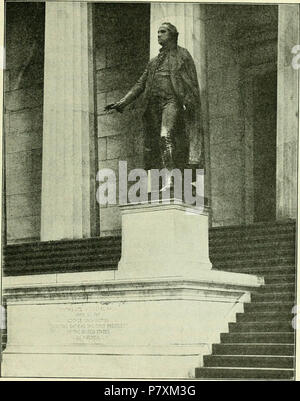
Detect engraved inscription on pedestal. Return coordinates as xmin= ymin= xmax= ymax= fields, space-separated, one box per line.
xmin=49 ymin=304 xmax=128 ymax=345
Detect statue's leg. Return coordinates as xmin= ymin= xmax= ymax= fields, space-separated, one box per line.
xmin=160 ymin=100 xmax=179 ymax=169
xmin=143 ymin=102 xmax=162 ymax=170
xmin=156 ymin=100 xmax=181 ymax=194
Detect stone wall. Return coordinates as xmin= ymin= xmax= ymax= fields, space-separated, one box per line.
xmin=4 ymin=3 xmax=45 ymax=243
xmin=94 ymin=3 xmax=150 ymax=235
xmin=204 ymin=5 xmax=278 ymax=226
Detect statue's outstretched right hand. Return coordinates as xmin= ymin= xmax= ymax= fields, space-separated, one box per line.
xmin=104 ymin=101 xmax=125 ymax=113
xmin=104 ymin=103 xmax=116 ymax=112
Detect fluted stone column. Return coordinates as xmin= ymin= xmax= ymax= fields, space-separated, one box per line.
xmin=41 ymin=2 xmax=98 ymax=241
xmin=276 ymin=5 xmax=299 ymax=219
xmin=150 ymin=4 xmax=211 ymax=205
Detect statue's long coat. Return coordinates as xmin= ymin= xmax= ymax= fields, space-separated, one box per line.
xmin=121 ymin=45 xmax=204 ymax=167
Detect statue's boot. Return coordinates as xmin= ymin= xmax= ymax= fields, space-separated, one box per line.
xmin=160 ymin=136 xmax=174 ymax=168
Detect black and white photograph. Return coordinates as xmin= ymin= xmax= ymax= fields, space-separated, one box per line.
xmin=0 ymin=0 xmax=299 ymax=382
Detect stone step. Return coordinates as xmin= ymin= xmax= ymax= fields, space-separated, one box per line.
xmin=209 ymin=240 xmax=295 ymax=253
xmin=210 ymin=232 xmax=296 ymax=247
xmin=4 ymin=245 xmax=122 ymax=262
xmin=236 ymin=312 xmax=293 ymax=323
xmin=220 ymin=332 xmax=294 ymax=344
xmin=216 ymin=265 xmax=295 ymax=276
xmin=264 ymin=275 xmax=296 ymax=284
xmin=210 ymin=249 xmax=295 ymax=262
xmin=256 ymin=283 xmax=295 ymax=294
xmin=4 ymin=259 xmax=119 ymax=276
xmin=203 ymin=355 xmax=294 ymax=369
xmin=212 ymin=343 xmax=295 ymax=356
xmin=251 ymin=292 xmax=295 ymax=303
xmin=4 ymin=252 xmax=121 ymax=267
xmin=213 ymin=256 xmax=295 ymax=268
xmin=228 ymin=321 xmax=294 ymax=333
xmin=209 ymin=231 xmax=295 ymax=243
xmin=4 ymin=236 xmax=121 ymax=255
xmin=244 ymin=302 xmax=295 ymax=313
xmin=195 ymin=367 xmax=294 ymax=380
xmin=209 ymin=221 xmax=295 ymax=236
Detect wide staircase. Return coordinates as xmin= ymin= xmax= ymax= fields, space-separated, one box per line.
xmin=3 ymin=236 xmax=122 ymax=276
xmin=3 ymin=220 xmax=297 ymax=380
xmin=196 ymin=220 xmax=296 ymax=380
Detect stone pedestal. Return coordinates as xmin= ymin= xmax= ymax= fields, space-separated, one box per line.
xmin=117 ymin=201 xmax=262 ymax=287
xmin=2 ymin=274 xmax=262 ymax=379
xmin=117 ymin=202 xmax=212 ymax=279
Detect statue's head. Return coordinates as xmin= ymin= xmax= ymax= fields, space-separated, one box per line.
xmin=158 ymin=22 xmax=179 ymax=47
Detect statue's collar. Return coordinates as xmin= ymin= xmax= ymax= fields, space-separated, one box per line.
xmin=159 ymin=42 xmax=177 ymax=53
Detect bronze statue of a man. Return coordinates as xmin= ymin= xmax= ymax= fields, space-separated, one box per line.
xmin=107 ymin=22 xmax=204 ymax=172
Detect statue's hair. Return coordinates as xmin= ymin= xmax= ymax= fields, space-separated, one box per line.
xmin=161 ymin=22 xmax=179 ymax=42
